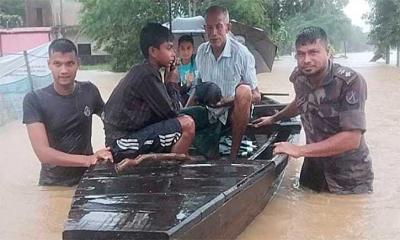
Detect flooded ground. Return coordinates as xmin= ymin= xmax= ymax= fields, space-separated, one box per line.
xmin=0 ymin=52 xmax=399 ymax=239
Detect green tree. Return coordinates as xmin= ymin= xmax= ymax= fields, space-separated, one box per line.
xmin=78 ymin=0 xmax=364 ymax=70
xmin=79 ymin=0 xmax=270 ymax=71
xmin=0 ymin=0 xmax=25 ymax=28
xmin=368 ymin=0 xmax=400 ymax=54
xmin=79 ymin=0 xmax=168 ymax=71
xmin=272 ymin=0 xmax=354 ymax=54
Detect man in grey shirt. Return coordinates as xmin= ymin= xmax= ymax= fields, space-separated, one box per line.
xmin=23 ymin=39 xmax=112 ymax=186
xmin=186 ymin=6 xmax=261 ymax=160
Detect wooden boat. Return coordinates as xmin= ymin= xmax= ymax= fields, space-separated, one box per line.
xmin=63 ymin=98 xmax=301 ymax=240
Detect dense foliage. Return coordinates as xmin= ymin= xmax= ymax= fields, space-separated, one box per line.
xmin=79 ymin=0 xmax=370 ymax=71
xmin=0 ymin=0 xmax=24 ymax=28
xmin=367 ymin=0 xmax=400 ymax=55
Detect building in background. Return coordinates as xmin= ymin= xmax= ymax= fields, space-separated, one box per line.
xmin=24 ymin=0 xmax=109 ymax=64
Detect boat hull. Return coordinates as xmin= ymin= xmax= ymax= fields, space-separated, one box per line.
xmin=63 ymin=101 xmax=301 ymax=240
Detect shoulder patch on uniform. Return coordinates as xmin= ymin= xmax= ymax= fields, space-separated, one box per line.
xmin=345 ymin=90 xmax=359 ymax=105
xmin=334 ymin=65 xmax=358 ymax=85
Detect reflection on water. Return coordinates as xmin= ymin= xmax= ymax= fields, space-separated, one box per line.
xmin=0 ymin=52 xmax=399 ymax=239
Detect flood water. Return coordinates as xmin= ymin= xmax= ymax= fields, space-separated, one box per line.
xmin=0 ymin=52 xmax=399 ymax=239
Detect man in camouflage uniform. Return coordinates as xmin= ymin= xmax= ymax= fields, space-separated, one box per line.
xmin=252 ymin=27 xmax=373 ymax=194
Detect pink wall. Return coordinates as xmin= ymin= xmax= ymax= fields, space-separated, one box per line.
xmin=0 ymin=28 xmax=51 ymax=56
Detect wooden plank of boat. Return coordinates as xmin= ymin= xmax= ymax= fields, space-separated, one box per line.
xmin=63 ymin=103 xmax=301 ymax=240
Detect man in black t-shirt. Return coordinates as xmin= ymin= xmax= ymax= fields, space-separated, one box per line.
xmin=23 ymin=39 xmax=113 ymax=186
xmin=104 ymin=23 xmax=195 ymax=162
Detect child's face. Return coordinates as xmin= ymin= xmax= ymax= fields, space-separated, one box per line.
xmin=178 ymin=41 xmax=194 ymax=61
xmin=154 ymin=41 xmax=176 ymax=68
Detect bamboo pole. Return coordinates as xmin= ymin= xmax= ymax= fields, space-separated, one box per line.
xmin=23 ymin=51 xmax=34 ymax=91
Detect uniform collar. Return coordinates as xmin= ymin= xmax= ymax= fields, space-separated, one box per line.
xmin=321 ymin=60 xmax=334 ymax=86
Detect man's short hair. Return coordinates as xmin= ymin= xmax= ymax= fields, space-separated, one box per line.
xmin=178 ymin=35 xmax=194 ymax=46
xmin=140 ymin=23 xmax=173 ymax=59
xmin=48 ymin=38 xmax=78 ymax=57
xmin=205 ymin=5 xmax=229 ymax=23
xmin=295 ymin=26 xmax=328 ymax=48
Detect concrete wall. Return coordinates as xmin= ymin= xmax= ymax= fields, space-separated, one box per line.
xmin=50 ymin=0 xmax=81 ymax=26
xmin=0 ymin=28 xmax=51 ymax=56
xmin=25 ymin=0 xmax=53 ymax=27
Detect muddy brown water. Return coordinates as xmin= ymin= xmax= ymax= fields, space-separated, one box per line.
xmin=0 ymin=53 xmax=399 ymax=239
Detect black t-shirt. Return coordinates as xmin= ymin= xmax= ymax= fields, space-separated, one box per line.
xmin=23 ymin=81 xmax=104 ymax=186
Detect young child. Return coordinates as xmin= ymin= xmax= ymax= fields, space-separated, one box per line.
xmin=177 ymin=35 xmax=197 ymax=105
xmin=103 ymin=23 xmax=195 ymax=163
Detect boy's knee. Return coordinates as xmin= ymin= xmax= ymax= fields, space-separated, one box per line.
xmin=177 ymin=115 xmax=195 ymax=135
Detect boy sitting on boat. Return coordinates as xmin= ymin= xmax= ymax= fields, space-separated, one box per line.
xmin=103 ymin=23 xmax=195 ymax=163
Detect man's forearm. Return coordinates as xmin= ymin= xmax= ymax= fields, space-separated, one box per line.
xmin=299 ymin=131 xmax=362 ymax=158
xmin=273 ymin=100 xmax=299 ymax=121
xmin=34 ymin=147 xmax=95 ymax=167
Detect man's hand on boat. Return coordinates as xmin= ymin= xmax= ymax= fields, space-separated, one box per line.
xmin=90 ymin=147 xmax=114 ymax=165
xmin=249 ymin=115 xmax=276 ymax=128
xmin=273 ymin=142 xmax=302 ymax=158
xmin=250 ymin=116 xmax=303 ymax=158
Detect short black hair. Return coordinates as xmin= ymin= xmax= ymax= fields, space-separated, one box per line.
xmin=295 ymin=26 xmax=328 ymax=48
xmin=48 ymin=38 xmax=78 ymax=57
xmin=140 ymin=23 xmax=173 ymax=59
xmin=205 ymin=5 xmax=229 ymax=23
xmin=178 ymin=35 xmax=194 ymax=46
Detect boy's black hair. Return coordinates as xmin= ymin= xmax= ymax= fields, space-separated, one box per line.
xmin=140 ymin=22 xmax=174 ymax=59
xmin=48 ymin=38 xmax=78 ymax=57
xmin=295 ymin=26 xmax=328 ymax=48
xmin=178 ymin=35 xmax=194 ymax=46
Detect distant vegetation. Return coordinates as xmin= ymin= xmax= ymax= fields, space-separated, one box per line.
xmin=367 ymin=0 xmax=400 ymax=61
xmin=0 ymin=0 xmax=24 ymax=28
xmin=78 ymin=0 xmax=372 ymax=71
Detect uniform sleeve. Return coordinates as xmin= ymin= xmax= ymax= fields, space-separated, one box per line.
xmin=139 ymin=76 xmax=178 ymax=119
xmin=22 ymin=92 xmax=43 ymax=124
xmin=242 ymin=51 xmax=257 ymax=90
xmin=339 ymin=75 xmax=367 ymax=132
xmin=90 ymin=83 xmax=105 ymax=116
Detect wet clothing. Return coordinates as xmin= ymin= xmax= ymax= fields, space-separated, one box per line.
xmin=22 ymin=81 xmax=104 ymax=186
xmin=195 ymin=35 xmax=257 ymax=124
xmin=180 ymin=106 xmax=229 ymax=157
xmin=109 ymin=118 xmax=181 ymax=162
xmin=290 ymin=62 xmax=374 ymax=194
xmin=104 ymin=62 xmax=182 ymax=162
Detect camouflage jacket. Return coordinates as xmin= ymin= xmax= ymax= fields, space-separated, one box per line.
xmin=290 ymin=62 xmax=374 ymax=194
